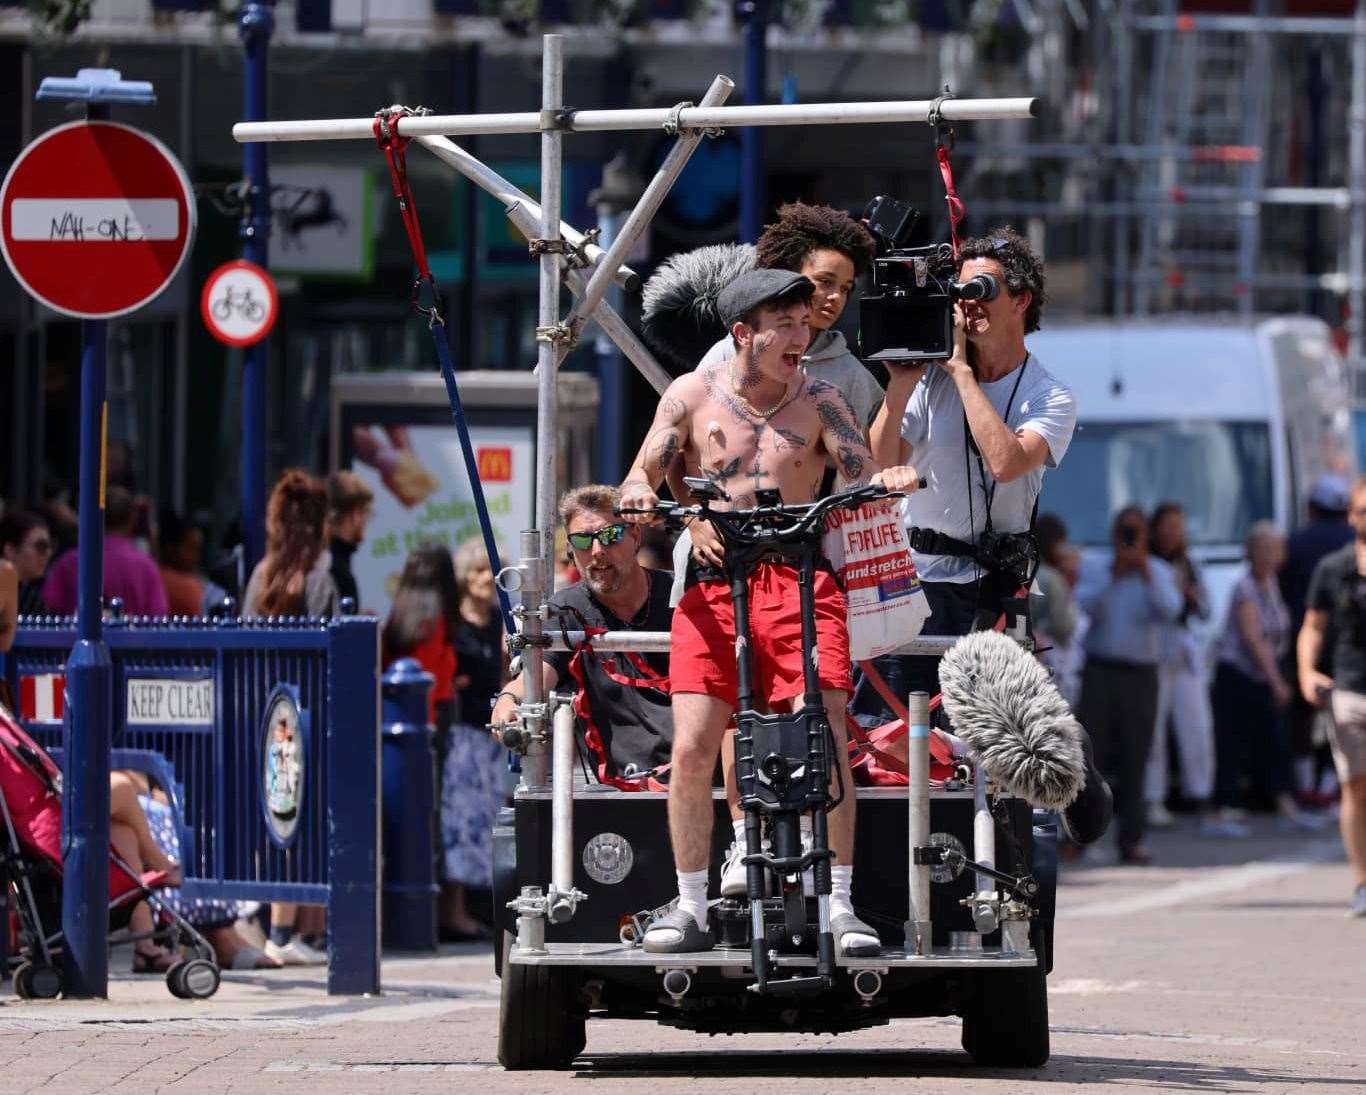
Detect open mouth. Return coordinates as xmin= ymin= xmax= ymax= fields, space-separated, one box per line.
xmin=782 ymin=350 xmax=801 ymax=368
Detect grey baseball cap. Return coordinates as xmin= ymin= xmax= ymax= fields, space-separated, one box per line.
xmin=715 ymin=268 xmax=814 ymax=327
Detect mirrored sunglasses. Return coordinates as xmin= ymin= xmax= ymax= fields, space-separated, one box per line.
xmin=568 ymin=523 xmax=627 ymax=551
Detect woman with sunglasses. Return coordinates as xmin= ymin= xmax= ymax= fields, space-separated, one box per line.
xmin=0 ymin=509 xmax=54 ymax=618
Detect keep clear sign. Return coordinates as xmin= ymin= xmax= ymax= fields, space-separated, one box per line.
xmin=126 ymin=677 xmax=215 ymax=726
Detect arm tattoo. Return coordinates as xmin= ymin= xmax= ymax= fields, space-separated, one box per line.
xmin=809 ymin=378 xmax=861 ymax=425
xmin=661 ymin=395 xmax=687 ymax=423
xmin=652 ymin=432 xmax=680 ymax=474
xmin=816 ymin=400 xmax=863 ymax=449
xmin=837 ymin=444 xmax=869 ymax=485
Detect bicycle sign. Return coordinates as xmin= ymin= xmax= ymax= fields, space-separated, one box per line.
xmin=201 ymin=258 xmax=277 ymax=346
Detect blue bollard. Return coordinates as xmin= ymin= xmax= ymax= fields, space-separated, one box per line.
xmin=380 ymin=658 xmax=437 ymax=951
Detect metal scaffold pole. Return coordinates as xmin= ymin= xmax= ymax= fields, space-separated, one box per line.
xmin=517 ymin=33 xmax=566 ymax=794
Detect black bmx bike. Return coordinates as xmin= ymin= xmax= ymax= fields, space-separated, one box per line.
xmin=622 ymin=478 xmax=900 ymax=993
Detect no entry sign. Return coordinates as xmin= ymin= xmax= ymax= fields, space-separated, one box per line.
xmin=201 ymin=259 xmax=278 ymax=347
xmin=0 ymin=120 xmax=196 ymax=319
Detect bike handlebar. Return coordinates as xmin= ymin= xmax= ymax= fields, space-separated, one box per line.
xmin=617 ymin=482 xmax=913 ymax=546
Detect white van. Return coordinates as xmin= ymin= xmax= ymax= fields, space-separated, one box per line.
xmin=1027 ymin=316 xmax=1355 ymax=629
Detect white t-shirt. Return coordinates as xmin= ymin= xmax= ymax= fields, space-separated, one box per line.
xmin=899 ymin=354 xmax=1077 ymax=584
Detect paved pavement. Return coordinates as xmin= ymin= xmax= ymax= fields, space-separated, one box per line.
xmin=2 ymin=814 xmax=1362 ymax=1093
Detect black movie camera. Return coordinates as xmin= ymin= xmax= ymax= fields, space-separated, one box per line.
xmin=857 ymin=195 xmax=1000 ymax=362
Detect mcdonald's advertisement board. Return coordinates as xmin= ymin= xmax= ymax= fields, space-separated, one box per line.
xmin=331 ymin=370 xmax=600 ymax=617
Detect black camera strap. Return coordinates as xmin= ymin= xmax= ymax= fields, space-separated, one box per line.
xmin=964 ymin=355 xmax=1030 ymax=544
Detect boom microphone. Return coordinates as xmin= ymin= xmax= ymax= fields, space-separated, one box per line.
xmin=641 ymin=243 xmax=756 ymax=373
xmin=937 ymin=630 xmax=1086 ymax=810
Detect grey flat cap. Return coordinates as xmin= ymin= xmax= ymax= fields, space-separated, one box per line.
xmin=715 ymin=268 xmax=814 ymax=327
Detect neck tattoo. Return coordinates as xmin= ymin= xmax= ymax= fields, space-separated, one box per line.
xmin=728 ymin=366 xmax=794 ymax=420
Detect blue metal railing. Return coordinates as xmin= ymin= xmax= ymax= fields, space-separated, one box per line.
xmin=4 ymin=613 xmax=380 ymax=995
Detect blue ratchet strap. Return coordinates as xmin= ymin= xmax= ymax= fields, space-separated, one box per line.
xmin=374 ymin=108 xmax=515 ymax=634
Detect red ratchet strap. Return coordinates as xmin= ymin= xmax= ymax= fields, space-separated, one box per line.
xmin=373 ymin=107 xmax=440 ymax=319
xmin=566 ymin=628 xmax=670 ymax=792
xmin=929 ymin=90 xmax=965 ymax=259
xmin=856 ymin=657 xmax=942 ymax=725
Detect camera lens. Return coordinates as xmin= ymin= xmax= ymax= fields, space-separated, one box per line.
xmin=954 ymin=273 xmax=1001 ymax=302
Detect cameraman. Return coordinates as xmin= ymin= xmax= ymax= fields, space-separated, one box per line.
xmin=861 ymin=227 xmax=1077 ymax=716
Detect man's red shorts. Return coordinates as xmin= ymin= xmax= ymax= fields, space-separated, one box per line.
xmin=670 ymin=561 xmax=852 ymax=707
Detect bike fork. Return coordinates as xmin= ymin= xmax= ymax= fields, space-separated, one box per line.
xmin=798 ymin=552 xmax=835 ymax=986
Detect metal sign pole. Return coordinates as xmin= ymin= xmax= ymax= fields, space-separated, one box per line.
xmin=24 ymin=69 xmax=156 ymax=1000
xmin=64 ymin=194 xmax=112 ymax=997
xmin=239 ymin=0 xmax=275 ymax=575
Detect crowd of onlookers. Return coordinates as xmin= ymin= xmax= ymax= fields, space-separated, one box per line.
xmin=5 ymin=456 xmax=1362 ymax=953
xmin=0 ymin=463 xmax=514 ymax=961
xmin=1033 ymin=476 xmax=1354 ymax=866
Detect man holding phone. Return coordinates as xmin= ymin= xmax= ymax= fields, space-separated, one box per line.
xmin=1073 ymin=506 xmax=1184 ymax=863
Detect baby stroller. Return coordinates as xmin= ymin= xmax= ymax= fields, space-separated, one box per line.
xmin=0 ymin=701 xmax=221 ymax=999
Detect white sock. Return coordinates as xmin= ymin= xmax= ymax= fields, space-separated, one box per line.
xmin=676 ymin=868 xmax=710 ymax=929
xmin=732 ymin=817 xmax=746 ymax=846
xmin=829 ymin=865 xmax=877 ymax=947
xmin=829 ymin=864 xmax=855 ymax=919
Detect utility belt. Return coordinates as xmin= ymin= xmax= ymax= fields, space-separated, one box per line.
xmin=906 ymin=525 xmax=1040 ymax=591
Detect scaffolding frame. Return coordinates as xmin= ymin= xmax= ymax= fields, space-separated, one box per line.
xmin=234 ymin=32 xmax=1036 ymax=925
xmin=965 ymin=1 xmax=1366 ymax=368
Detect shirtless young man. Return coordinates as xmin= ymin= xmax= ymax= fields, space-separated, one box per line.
xmin=619 ymin=269 xmax=921 ymax=955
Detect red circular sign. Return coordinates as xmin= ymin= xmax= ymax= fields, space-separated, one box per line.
xmin=201 ymin=259 xmax=278 ymax=347
xmin=0 ymin=120 xmax=196 ymax=319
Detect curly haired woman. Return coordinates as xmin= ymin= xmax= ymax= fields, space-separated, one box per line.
xmin=243 ymin=468 xmax=339 ymax=964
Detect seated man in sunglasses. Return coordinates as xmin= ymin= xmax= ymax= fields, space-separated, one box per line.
xmin=490 ymin=484 xmax=673 ymax=785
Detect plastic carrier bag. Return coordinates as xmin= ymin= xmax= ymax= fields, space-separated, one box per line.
xmin=823 ymin=499 xmax=930 ymax=662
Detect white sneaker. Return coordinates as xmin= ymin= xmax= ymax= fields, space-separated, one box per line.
xmin=1147 ymin=802 xmax=1176 ymax=829
xmin=264 ymin=936 xmax=328 ymax=966
xmin=721 ymin=842 xmax=749 ymax=898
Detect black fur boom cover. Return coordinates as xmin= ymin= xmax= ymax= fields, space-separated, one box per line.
xmin=640 ymin=243 xmax=756 ymax=372
xmin=938 ymin=630 xmax=1086 ymax=810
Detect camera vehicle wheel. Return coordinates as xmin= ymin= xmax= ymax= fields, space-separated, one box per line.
xmin=960 ymin=964 xmax=1050 ymax=1068
xmin=13 ymin=961 xmax=62 ymax=1000
xmin=496 ymin=932 xmax=586 ymax=1070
